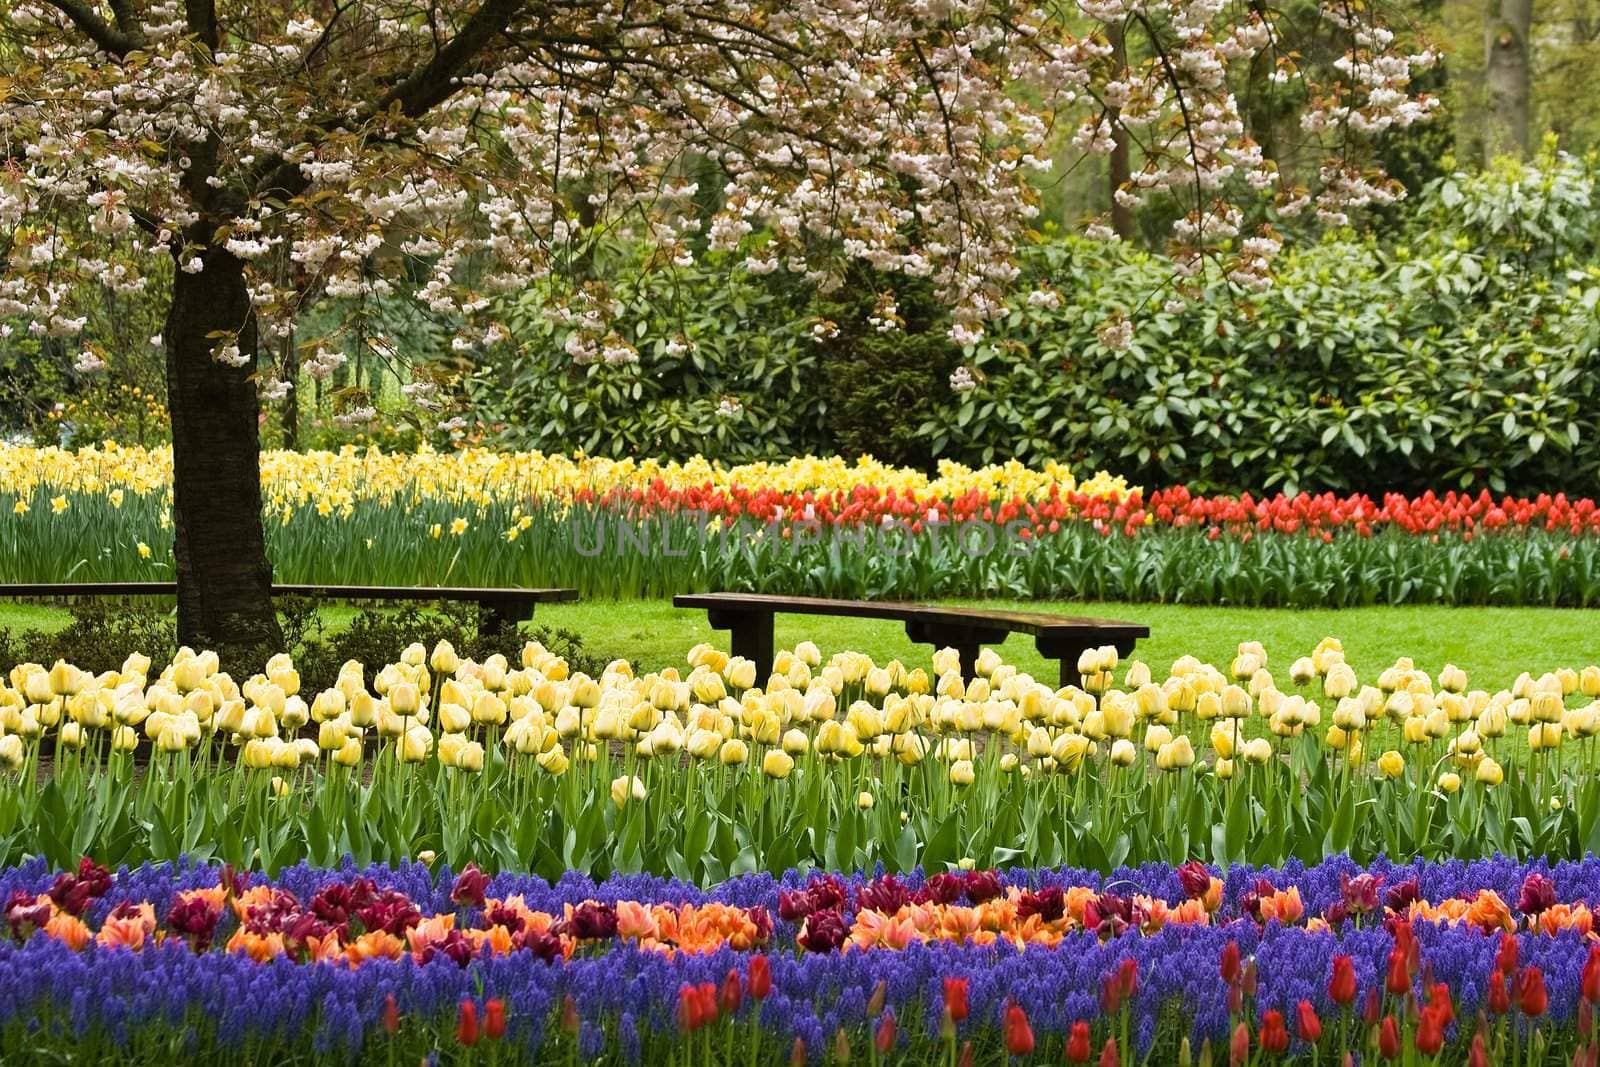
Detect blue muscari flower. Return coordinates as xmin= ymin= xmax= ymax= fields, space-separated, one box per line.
xmin=579 ymin=1019 xmax=606 ymax=1058
xmin=619 ymin=1010 xmax=640 ymax=1061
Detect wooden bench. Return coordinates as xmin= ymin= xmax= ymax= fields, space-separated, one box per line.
xmin=0 ymin=582 xmax=578 ymax=632
xmin=673 ymin=592 xmax=1148 ymax=687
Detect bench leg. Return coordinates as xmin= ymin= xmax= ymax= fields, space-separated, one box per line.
xmin=906 ymin=621 xmax=1008 ymax=681
xmin=707 ymin=609 xmax=775 ymax=680
xmin=484 ymin=598 xmax=536 ymax=634
xmin=1038 ymin=637 xmax=1143 ymax=689
xmin=1056 ymin=645 xmax=1091 ymax=689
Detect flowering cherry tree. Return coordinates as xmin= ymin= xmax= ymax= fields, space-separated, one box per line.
xmin=0 ymin=0 xmax=1435 ymax=651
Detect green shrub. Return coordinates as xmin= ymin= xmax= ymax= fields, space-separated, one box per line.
xmin=0 ymin=600 xmax=624 ymax=692
xmin=471 ymin=153 xmax=1600 ymax=495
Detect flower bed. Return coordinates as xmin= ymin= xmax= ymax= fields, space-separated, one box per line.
xmin=4 ymin=636 xmax=1600 ymax=877
xmin=6 ymin=855 xmax=1600 ymax=1063
xmin=7 ymin=445 xmax=1600 ymax=603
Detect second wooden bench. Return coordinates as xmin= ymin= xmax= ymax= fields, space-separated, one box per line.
xmin=674 ymin=592 xmax=1148 ymax=686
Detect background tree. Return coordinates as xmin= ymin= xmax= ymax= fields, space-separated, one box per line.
xmin=0 ymin=0 xmax=1434 ymax=657
xmin=1485 ymin=0 xmax=1534 ymax=157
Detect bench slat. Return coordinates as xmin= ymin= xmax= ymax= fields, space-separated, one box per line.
xmin=674 ymin=592 xmax=1145 ymax=636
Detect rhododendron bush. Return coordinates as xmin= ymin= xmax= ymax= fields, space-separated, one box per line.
xmin=0 ymin=0 xmax=1435 ymax=649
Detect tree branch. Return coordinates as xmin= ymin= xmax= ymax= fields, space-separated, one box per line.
xmin=379 ymin=0 xmax=525 ymax=119
xmin=43 ymin=0 xmax=136 ymax=56
xmin=107 ymin=0 xmax=142 ymax=38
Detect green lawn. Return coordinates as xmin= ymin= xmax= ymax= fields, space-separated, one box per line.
xmin=6 ymin=597 xmax=1599 ymax=691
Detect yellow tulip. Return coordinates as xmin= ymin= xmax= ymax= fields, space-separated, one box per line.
xmin=455 ymin=741 xmax=485 ymax=773
xmin=1377 ymin=750 xmax=1405 ymax=778
xmin=611 ymin=775 xmax=646 ymax=807
xmin=399 ymin=727 xmax=432 ymax=763
xmin=1156 ymin=736 xmax=1195 ymax=771
xmin=762 ymin=750 xmax=795 ymax=779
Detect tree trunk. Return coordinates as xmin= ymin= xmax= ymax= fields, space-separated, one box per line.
xmin=1107 ymin=24 xmax=1135 ymax=240
xmin=165 ymin=249 xmax=283 ymax=658
xmin=1244 ymin=0 xmax=1278 ymax=166
xmin=1485 ymin=0 xmax=1533 ymax=160
xmin=279 ymin=325 xmax=299 ymax=450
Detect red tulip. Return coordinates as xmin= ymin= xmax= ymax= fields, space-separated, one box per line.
xmin=1415 ymin=1007 xmax=1444 ymax=1055
xmin=748 ymin=954 xmax=772 ymax=1000
xmin=790 ymin=1037 xmax=806 ymax=1067
xmin=484 ymin=998 xmax=506 ymax=1041
xmin=456 ymin=999 xmax=480 ymax=1048
xmin=1117 ymin=957 xmax=1138 ymax=1000
xmin=1487 ymin=970 xmax=1510 ymax=1015
xmin=1518 ymin=966 xmax=1548 ymax=1017
xmin=1497 ymin=932 xmax=1519 ymax=975
xmin=1099 ymin=1037 xmax=1120 ymax=1067
xmin=696 ymin=982 xmax=718 ymax=1027
xmin=1220 ymin=941 xmax=1241 ymax=985
xmin=1003 ymin=1002 xmax=1035 ymax=1055
xmin=1259 ymin=1010 xmax=1288 ymax=1054
xmin=874 ymin=1010 xmax=896 ymax=1055
xmin=958 ymin=1040 xmax=974 ymax=1067
xmin=1385 ymin=947 xmax=1411 ymax=996
xmin=676 ymin=983 xmax=699 ymax=1031
xmin=1378 ymin=1015 xmax=1400 ymax=1060
xmin=1328 ymin=955 xmax=1357 ymax=1006
xmin=1426 ymin=981 xmax=1453 ymax=1027
xmin=720 ymin=969 xmax=743 ymax=1016
xmin=1066 ymin=1020 xmax=1092 ymax=1063
xmin=943 ymin=976 xmax=969 ymax=1023
xmin=1584 ymin=946 xmax=1600 ymax=1003
xmin=1101 ymin=972 xmax=1123 ymax=1015
xmin=1296 ymin=1000 xmax=1322 ymax=1043
xmin=1229 ymin=1021 xmax=1249 ymax=1066
xmin=1469 ymin=1031 xmax=1490 ymax=1067
xmin=1363 ymin=988 xmax=1382 ymax=1027
xmin=382 ymin=992 xmax=399 ymax=1034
